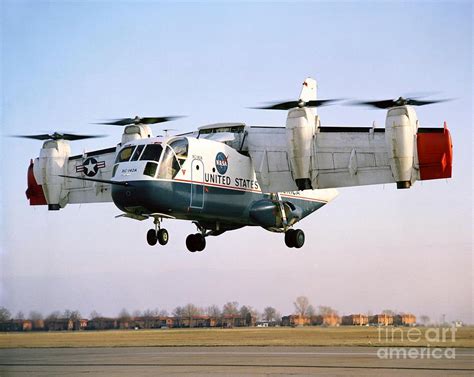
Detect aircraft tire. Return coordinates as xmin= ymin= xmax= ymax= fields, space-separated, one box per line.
xmin=147 ymin=229 xmax=157 ymax=246
xmin=157 ymin=229 xmax=169 ymax=245
xmin=293 ymin=229 xmax=305 ymax=249
xmin=186 ymin=234 xmax=197 ymax=252
xmin=195 ymin=234 xmax=206 ymax=252
xmin=284 ymin=229 xmax=295 ymax=248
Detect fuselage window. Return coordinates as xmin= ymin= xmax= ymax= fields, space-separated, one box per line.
xmin=169 ymin=138 xmax=188 ymax=166
xmin=131 ymin=144 xmax=145 ymax=161
xmin=157 ymin=146 xmax=180 ymax=179
xmin=115 ymin=146 xmax=135 ymax=163
xmin=140 ymin=144 xmax=163 ymax=162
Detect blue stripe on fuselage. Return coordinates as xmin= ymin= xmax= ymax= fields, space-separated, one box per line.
xmin=112 ymin=180 xmax=326 ymax=227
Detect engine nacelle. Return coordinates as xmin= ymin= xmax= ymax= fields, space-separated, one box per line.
xmin=385 ymin=106 xmax=418 ymax=189
xmin=286 ymin=107 xmax=317 ymax=191
xmin=249 ymin=199 xmax=303 ymax=230
xmin=121 ymin=124 xmax=153 ymax=144
xmin=34 ymin=140 xmax=70 ymax=210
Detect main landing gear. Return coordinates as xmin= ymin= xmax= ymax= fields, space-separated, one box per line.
xmin=186 ymin=222 xmax=208 ymax=252
xmin=146 ymin=218 xmax=169 ymax=246
xmin=285 ymin=229 xmax=305 ymax=249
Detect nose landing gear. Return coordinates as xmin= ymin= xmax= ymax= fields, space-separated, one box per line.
xmin=146 ymin=217 xmax=169 ymax=246
xmin=284 ymin=228 xmax=305 ymax=248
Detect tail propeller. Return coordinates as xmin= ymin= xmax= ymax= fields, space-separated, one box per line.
xmin=95 ymin=115 xmax=184 ymax=126
xmin=252 ymin=99 xmax=339 ymax=110
xmin=13 ymin=132 xmax=105 ymax=141
xmin=351 ymin=97 xmax=449 ymax=109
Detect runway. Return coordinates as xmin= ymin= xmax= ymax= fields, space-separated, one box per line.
xmin=1 ymin=346 xmax=473 ymax=376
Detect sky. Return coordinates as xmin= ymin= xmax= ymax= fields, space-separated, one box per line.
xmin=1 ymin=1 xmax=472 ymax=323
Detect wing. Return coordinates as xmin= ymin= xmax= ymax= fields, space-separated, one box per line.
xmin=247 ymin=126 xmax=450 ymax=193
xmin=64 ymin=147 xmax=117 ymax=204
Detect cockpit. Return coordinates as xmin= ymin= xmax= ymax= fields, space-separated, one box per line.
xmin=113 ymin=138 xmax=188 ymax=179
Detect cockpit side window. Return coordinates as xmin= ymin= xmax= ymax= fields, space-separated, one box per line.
xmin=157 ymin=138 xmax=188 ymax=180
xmin=115 ymin=146 xmax=135 ymax=163
xmin=157 ymin=146 xmax=180 ymax=179
xmin=139 ymin=144 xmax=163 ymax=162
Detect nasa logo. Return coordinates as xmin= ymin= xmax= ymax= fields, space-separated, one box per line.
xmin=215 ymin=152 xmax=228 ymax=175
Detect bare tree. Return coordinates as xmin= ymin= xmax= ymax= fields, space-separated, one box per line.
xmin=46 ymin=310 xmax=61 ymax=321
xmin=0 ymin=307 xmax=11 ymax=321
xmin=28 ymin=311 xmax=43 ymax=321
xmin=16 ymin=311 xmax=25 ymax=320
xmin=206 ymin=305 xmax=221 ymax=318
xmin=132 ymin=310 xmax=142 ymax=319
xmin=263 ymin=306 xmax=277 ymax=322
xmin=382 ymin=309 xmax=396 ymax=316
xmin=173 ymin=306 xmax=185 ymax=318
xmin=63 ymin=310 xmax=81 ymax=320
xmin=158 ymin=309 xmax=168 ymax=317
xmin=307 ymin=305 xmax=316 ymax=317
xmin=318 ymin=306 xmax=337 ymax=316
xmin=90 ymin=311 xmax=101 ymax=319
xmin=223 ymin=301 xmax=239 ymax=316
xmin=294 ymin=296 xmax=311 ymax=316
xmin=118 ymin=309 xmax=131 ymax=321
xmin=420 ymin=315 xmax=430 ymax=325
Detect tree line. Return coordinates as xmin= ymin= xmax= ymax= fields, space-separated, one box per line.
xmin=0 ymin=296 xmax=431 ymax=324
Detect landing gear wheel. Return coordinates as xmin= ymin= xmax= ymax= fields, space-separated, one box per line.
xmin=292 ymin=229 xmax=305 ymax=249
xmin=195 ymin=234 xmax=206 ymax=252
xmin=157 ymin=229 xmax=169 ymax=245
xmin=146 ymin=229 xmax=157 ymax=246
xmin=285 ymin=229 xmax=295 ymax=248
xmin=186 ymin=233 xmax=206 ymax=252
xmin=285 ymin=229 xmax=305 ymax=249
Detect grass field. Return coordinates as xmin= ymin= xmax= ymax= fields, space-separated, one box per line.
xmin=1 ymin=326 xmax=473 ymax=348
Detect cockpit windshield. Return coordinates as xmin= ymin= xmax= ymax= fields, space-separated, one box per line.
xmin=139 ymin=144 xmax=163 ymax=162
xmin=157 ymin=138 xmax=189 ymax=179
xmin=115 ymin=146 xmax=135 ymax=163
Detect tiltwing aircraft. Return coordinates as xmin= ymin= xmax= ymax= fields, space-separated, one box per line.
xmin=21 ymin=78 xmax=453 ymax=252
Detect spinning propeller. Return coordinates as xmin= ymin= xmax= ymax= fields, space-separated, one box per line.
xmin=13 ymin=132 xmax=105 ymax=141
xmin=252 ymin=99 xmax=339 ymax=110
xmin=95 ymin=115 xmax=184 ymax=126
xmin=351 ymin=96 xmax=449 ymax=109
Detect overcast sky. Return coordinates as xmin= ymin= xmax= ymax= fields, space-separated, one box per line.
xmin=1 ymin=1 xmax=472 ymax=323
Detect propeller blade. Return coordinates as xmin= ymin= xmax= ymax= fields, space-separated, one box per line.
xmin=252 ymin=99 xmax=339 ymax=110
xmin=351 ymin=97 xmax=449 ymax=109
xmin=13 ymin=133 xmax=105 ymax=141
xmin=95 ymin=115 xmax=184 ymax=126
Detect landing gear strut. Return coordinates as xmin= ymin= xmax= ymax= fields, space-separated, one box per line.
xmin=146 ymin=218 xmax=169 ymax=246
xmin=285 ymin=229 xmax=305 ymax=249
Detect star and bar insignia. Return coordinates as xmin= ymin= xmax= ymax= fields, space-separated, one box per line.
xmin=76 ymin=157 xmax=106 ymax=177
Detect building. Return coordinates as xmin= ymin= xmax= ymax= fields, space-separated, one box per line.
xmin=369 ymin=314 xmax=393 ymax=326
xmin=0 ymin=320 xmax=33 ymax=332
xmin=342 ymin=314 xmax=369 ymax=326
xmin=393 ymin=314 xmax=416 ymax=326
xmin=87 ymin=317 xmax=118 ymax=330
xmin=310 ymin=314 xmax=341 ymax=326
xmin=45 ymin=319 xmax=74 ymax=331
xmin=281 ymin=314 xmax=310 ymax=327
